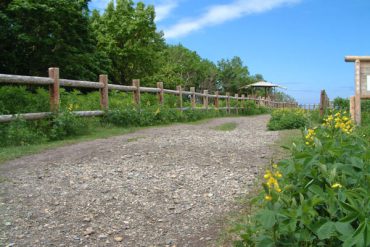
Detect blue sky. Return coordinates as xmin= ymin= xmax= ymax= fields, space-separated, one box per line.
xmin=90 ymin=0 xmax=370 ymax=104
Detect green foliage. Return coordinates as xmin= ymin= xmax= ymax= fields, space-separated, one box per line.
xmin=91 ymin=0 xmax=165 ymax=84
xmin=212 ymin=122 xmax=237 ymax=131
xmin=234 ymin=111 xmax=370 ymax=246
xmin=0 ymin=86 xmax=49 ymax=114
xmin=145 ymin=44 xmax=218 ymax=90
xmin=333 ymin=97 xmax=350 ymax=111
xmin=0 ymin=118 xmax=45 ymax=147
xmin=49 ymin=111 xmax=90 ymax=140
xmin=0 ymin=0 xmax=109 ymax=79
xmin=268 ymin=108 xmax=309 ymax=130
xmin=217 ymin=56 xmax=251 ymax=93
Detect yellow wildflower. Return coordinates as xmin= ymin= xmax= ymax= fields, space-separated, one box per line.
xmin=265 ymin=195 xmax=272 ymax=201
xmin=331 ymin=183 xmax=342 ymax=189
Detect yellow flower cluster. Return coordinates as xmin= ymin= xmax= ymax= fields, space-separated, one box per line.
xmin=264 ymin=165 xmax=283 ymax=201
xmin=305 ymin=128 xmax=316 ymax=146
xmin=323 ymin=111 xmax=353 ymax=134
xmin=331 ymin=183 xmax=342 ymax=189
xmin=67 ymin=104 xmax=79 ymax=111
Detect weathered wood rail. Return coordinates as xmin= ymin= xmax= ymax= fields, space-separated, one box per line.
xmin=0 ymin=67 xmax=297 ymax=123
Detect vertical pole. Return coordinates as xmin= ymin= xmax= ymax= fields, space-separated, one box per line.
xmin=133 ymin=79 xmax=140 ymax=106
xmin=235 ymin=94 xmax=238 ymax=114
xmin=157 ymin=82 xmax=164 ymax=105
xmin=177 ymin=85 xmax=183 ymax=110
xmin=226 ymin=92 xmax=230 ymax=114
xmin=99 ymin=74 xmax=109 ymax=110
xmin=241 ymin=94 xmax=245 ymax=112
xmin=319 ymin=90 xmax=325 ymax=117
xmin=215 ymin=91 xmax=219 ymax=109
xmin=355 ymin=60 xmax=361 ymax=124
xmin=48 ymin=67 xmax=60 ymax=112
xmin=203 ymin=90 xmax=208 ymax=110
xmin=350 ymin=96 xmax=356 ymax=123
xmin=190 ymin=87 xmax=196 ymax=109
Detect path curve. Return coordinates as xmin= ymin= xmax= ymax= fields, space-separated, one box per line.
xmin=0 ymin=115 xmax=278 ymax=247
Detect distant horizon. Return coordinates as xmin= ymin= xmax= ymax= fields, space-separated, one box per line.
xmin=90 ymin=0 xmax=369 ymax=104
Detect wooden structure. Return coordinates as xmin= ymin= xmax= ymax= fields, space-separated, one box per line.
xmin=0 ymin=68 xmax=297 ymax=123
xmin=241 ymin=81 xmax=287 ymax=99
xmin=345 ymin=56 xmax=370 ymax=124
xmin=319 ymin=90 xmax=330 ymax=117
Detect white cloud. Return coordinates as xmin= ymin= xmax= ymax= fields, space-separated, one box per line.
xmin=164 ymin=0 xmax=301 ymax=39
xmin=155 ymin=1 xmax=179 ymax=22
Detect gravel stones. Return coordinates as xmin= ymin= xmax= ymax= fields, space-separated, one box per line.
xmin=0 ymin=115 xmax=278 ymax=246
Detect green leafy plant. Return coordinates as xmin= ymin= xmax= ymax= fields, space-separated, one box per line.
xmin=0 ymin=117 xmax=45 ymax=146
xmin=268 ymin=108 xmax=309 ymax=130
xmin=49 ymin=111 xmax=90 ymax=140
xmin=234 ymin=111 xmax=370 ymax=247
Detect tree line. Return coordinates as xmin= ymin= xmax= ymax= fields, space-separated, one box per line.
xmin=0 ymin=0 xmax=265 ymax=94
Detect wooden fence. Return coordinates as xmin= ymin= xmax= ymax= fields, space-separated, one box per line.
xmin=298 ymin=90 xmax=331 ymax=114
xmin=0 ymin=67 xmax=297 ymax=123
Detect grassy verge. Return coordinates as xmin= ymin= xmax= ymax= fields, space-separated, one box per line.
xmin=0 ymin=125 xmax=140 ymax=164
xmin=212 ymin=122 xmax=238 ymax=131
xmin=216 ymin=128 xmax=301 ymax=246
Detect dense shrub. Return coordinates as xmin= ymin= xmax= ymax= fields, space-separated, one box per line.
xmin=333 ymin=97 xmax=350 ymax=111
xmin=267 ymin=108 xmax=309 ymax=130
xmin=0 ymin=86 xmax=49 ymax=114
xmin=0 ymin=118 xmax=45 ymax=146
xmin=49 ymin=111 xmax=90 ymax=140
xmin=234 ymin=111 xmax=370 ymax=247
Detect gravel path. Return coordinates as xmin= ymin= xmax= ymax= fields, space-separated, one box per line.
xmin=0 ymin=115 xmax=279 ymax=247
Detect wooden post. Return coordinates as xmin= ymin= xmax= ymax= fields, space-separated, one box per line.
xmin=48 ymin=67 xmax=60 ymax=112
xmin=241 ymin=94 xmax=245 ymax=112
xmin=319 ymin=90 xmax=325 ymax=117
xmin=99 ymin=74 xmax=109 ymax=110
xmin=235 ymin=94 xmax=238 ymax=114
xmin=190 ymin=87 xmax=196 ymax=109
xmin=226 ymin=92 xmax=230 ymax=114
xmin=157 ymin=82 xmax=164 ymax=105
xmin=355 ymin=59 xmax=361 ymax=124
xmin=177 ymin=85 xmax=183 ymax=110
xmin=203 ymin=90 xmax=208 ymax=110
xmin=133 ymin=79 xmax=140 ymax=106
xmin=350 ymin=96 xmax=356 ymax=123
xmin=214 ymin=91 xmax=219 ymax=109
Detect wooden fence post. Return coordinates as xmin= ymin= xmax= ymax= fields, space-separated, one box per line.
xmin=319 ymin=90 xmax=326 ymax=117
xmin=48 ymin=67 xmax=60 ymax=112
xmin=203 ymin=90 xmax=208 ymax=110
xmin=177 ymin=85 xmax=183 ymax=110
xmin=241 ymin=94 xmax=245 ymax=112
xmin=99 ymin=74 xmax=109 ymax=110
xmin=133 ymin=79 xmax=140 ymax=106
xmin=355 ymin=59 xmax=361 ymax=124
xmin=215 ymin=91 xmax=219 ymax=109
xmin=226 ymin=92 xmax=230 ymax=114
xmin=235 ymin=94 xmax=238 ymax=114
xmin=190 ymin=87 xmax=196 ymax=109
xmin=157 ymin=82 xmax=164 ymax=105
xmin=350 ymin=96 xmax=356 ymax=123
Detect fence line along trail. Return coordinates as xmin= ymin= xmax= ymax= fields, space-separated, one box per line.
xmin=0 ymin=115 xmax=278 ymax=247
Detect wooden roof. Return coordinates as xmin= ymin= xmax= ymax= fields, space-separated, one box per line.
xmin=345 ymin=56 xmax=370 ymax=62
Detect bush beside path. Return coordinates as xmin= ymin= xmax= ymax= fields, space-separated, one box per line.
xmin=0 ymin=115 xmax=278 ymax=247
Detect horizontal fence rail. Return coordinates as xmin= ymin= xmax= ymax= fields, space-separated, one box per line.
xmin=0 ymin=68 xmax=298 ymax=123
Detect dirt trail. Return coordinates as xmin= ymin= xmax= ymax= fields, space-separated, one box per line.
xmin=0 ymin=115 xmax=279 ymax=247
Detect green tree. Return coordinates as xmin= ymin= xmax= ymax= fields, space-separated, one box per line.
xmin=217 ymin=56 xmax=251 ymax=94
xmin=91 ymin=0 xmax=165 ymax=85
xmin=0 ymin=0 xmax=109 ymax=80
xmin=146 ymin=44 xmax=218 ymax=91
